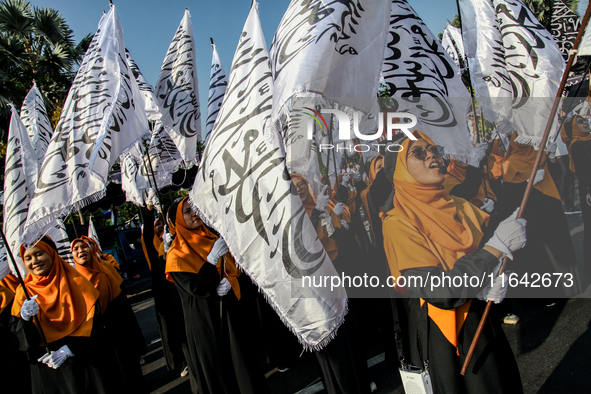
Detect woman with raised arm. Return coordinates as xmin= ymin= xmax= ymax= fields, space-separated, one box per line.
xmin=383 ymin=132 xmax=524 ymax=394
xmin=165 ymin=196 xmax=269 ymax=394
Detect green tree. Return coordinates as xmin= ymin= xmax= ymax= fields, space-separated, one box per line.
xmin=0 ymin=0 xmax=92 ymax=133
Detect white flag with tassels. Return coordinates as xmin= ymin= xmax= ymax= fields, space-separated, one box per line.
xmin=459 ymin=0 xmax=514 ymax=135
xmin=381 ymin=0 xmax=474 ymax=161
xmin=24 ymin=5 xmax=150 ymax=241
xmin=269 ymin=0 xmax=390 ymax=189
xmin=155 ymin=9 xmax=201 ymax=165
xmin=20 ymin=82 xmax=54 ymax=171
xmin=190 ymin=2 xmax=347 ymax=350
xmin=3 ymin=106 xmax=72 ymax=274
xmin=204 ymin=41 xmax=227 ymax=144
xmin=492 ymin=0 xmax=565 ymax=145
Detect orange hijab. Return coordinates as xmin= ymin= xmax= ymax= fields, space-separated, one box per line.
xmin=165 ymin=197 xmax=241 ymax=299
xmin=561 ymin=116 xmax=591 ymax=174
xmin=488 ymin=140 xmax=504 ymax=181
xmin=141 ymin=217 xmax=164 ymax=269
xmin=72 ymin=238 xmax=123 ymax=313
xmin=12 ymin=238 xmax=100 ymax=343
xmin=502 ymin=132 xmax=561 ymax=201
xmin=82 ymin=235 xmax=120 ymax=270
xmin=383 ymin=131 xmax=489 ymax=352
xmin=0 ymin=274 xmax=19 ymax=314
xmin=443 ymin=159 xmax=497 ymax=206
xmin=291 ymin=174 xmax=341 ymax=261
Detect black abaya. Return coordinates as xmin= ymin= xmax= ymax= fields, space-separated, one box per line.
xmin=171 ymin=265 xmax=270 ymax=394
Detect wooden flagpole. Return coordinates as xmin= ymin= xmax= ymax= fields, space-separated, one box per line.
xmin=461 ymin=1 xmax=591 ymax=375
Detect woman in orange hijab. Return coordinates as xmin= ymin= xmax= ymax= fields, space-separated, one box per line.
xmin=383 ymin=131 xmax=525 ymax=393
xmin=9 ymin=236 xmax=111 ymax=394
xmin=499 ymin=132 xmax=581 ymax=297
xmin=562 ymin=115 xmax=591 ymax=271
xmin=165 ymin=196 xmax=270 ymax=394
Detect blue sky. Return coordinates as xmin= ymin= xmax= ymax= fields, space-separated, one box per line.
xmin=29 ymin=0 xmax=481 ymax=128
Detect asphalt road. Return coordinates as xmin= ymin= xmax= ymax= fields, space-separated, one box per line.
xmin=133 ymin=193 xmax=590 ymax=394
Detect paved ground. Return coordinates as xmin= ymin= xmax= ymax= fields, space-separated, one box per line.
xmin=132 ymin=193 xmax=590 ymax=394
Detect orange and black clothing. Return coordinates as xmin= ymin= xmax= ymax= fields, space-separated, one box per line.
xmin=10 ymin=237 xmax=110 ymax=394
xmin=165 ymin=197 xmax=269 ymax=394
xmin=562 ymin=116 xmax=591 ymax=270
xmin=383 ymin=131 xmax=522 ymax=394
xmin=497 ymin=132 xmax=581 ymax=296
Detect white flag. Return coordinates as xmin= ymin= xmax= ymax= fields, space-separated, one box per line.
xmin=204 ymin=42 xmax=228 ymax=144
xmin=88 ymin=218 xmax=101 ymax=250
xmin=442 ymin=25 xmax=465 ymax=76
xmin=270 ymin=0 xmax=389 ymax=186
xmin=459 ymin=0 xmax=514 ymax=134
xmin=493 ymin=0 xmax=565 ymax=145
xmin=270 ymin=0 xmax=390 ymax=120
xmin=125 ymin=49 xmax=162 ymax=121
xmin=24 ymin=5 xmax=150 ymax=239
xmin=155 ymin=9 xmax=201 ymax=165
xmin=190 ymin=3 xmax=347 ymax=350
xmin=382 ymin=0 xmax=474 ymax=161
xmin=3 ymin=106 xmax=72 ymax=274
xmin=20 ymin=82 xmax=54 ymax=170
xmin=3 ymin=106 xmax=38 ymax=275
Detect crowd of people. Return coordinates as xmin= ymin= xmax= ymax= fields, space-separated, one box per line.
xmin=0 ymin=110 xmax=589 ymax=394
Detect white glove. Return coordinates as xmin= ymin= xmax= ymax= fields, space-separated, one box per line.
xmin=332 ymin=202 xmax=345 ymax=216
xmin=207 ymin=238 xmax=229 ymax=265
xmin=341 ymin=174 xmax=351 ymax=186
xmin=21 ymin=295 xmax=39 ymax=321
xmin=216 ymin=278 xmax=232 ymax=297
xmin=341 ymin=219 xmax=349 ymax=230
xmin=478 ymin=265 xmax=509 ymax=304
xmin=529 ymin=169 xmax=545 ymax=185
xmin=163 ymin=226 xmax=173 ymax=253
xmin=352 ymin=168 xmax=362 ymax=182
xmin=315 ymin=185 xmax=330 ymax=212
xmin=480 ymin=198 xmax=495 ymax=213
xmin=545 ymin=141 xmax=557 ymax=160
xmin=485 ymin=208 xmax=527 ymax=260
xmin=469 ymin=142 xmax=489 ymax=167
xmin=38 ymin=345 xmax=74 ymax=369
xmin=346 ymin=167 xmax=352 ymax=174
xmin=320 ymin=212 xmax=335 ymax=237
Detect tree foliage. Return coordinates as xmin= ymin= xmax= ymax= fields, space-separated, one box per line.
xmin=0 ymin=0 xmax=92 ymax=135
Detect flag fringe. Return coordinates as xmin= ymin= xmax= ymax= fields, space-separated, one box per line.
xmin=187 ymin=196 xmax=349 ymax=352
xmin=23 ymin=189 xmax=106 ymax=244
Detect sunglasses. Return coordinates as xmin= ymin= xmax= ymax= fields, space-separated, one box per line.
xmin=407 ymin=145 xmax=441 ymax=161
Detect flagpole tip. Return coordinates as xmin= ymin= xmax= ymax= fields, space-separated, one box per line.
xmin=210 ymin=37 xmax=214 ymax=46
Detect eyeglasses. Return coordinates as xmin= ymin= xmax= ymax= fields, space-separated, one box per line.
xmin=407 ymin=145 xmax=441 ymax=161
xmin=294 ymin=181 xmax=307 ymax=191
xmin=576 ymin=118 xmax=587 ymax=124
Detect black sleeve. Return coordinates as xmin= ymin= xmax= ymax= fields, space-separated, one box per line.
xmin=368 ymin=168 xmax=393 ymax=210
xmin=401 ymin=248 xmax=499 ymax=310
xmin=354 ymin=178 xmax=367 ymax=193
xmin=571 ymin=141 xmax=591 ymax=192
xmin=310 ymin=208 xmax=323 ymax=230
xmin=170 ymin=265 xmax=220 ymax=298
xmin=449 ymin=166 xmax=484 ymax=201
xmin=9 ymin=301 xmax=104 ymax=358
